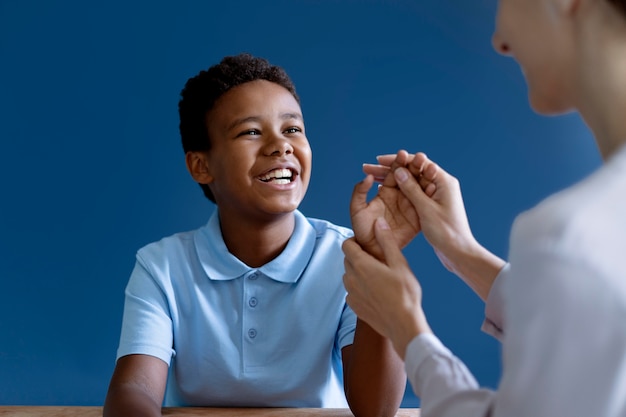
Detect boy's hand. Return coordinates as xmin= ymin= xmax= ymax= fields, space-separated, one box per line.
xmin=350 ymin=173 xmax=421 ymax=260
xmin=364 ymin=150 xmax=437 ymax=197
xmin=350 ymin=150 xmax=436 ymax=260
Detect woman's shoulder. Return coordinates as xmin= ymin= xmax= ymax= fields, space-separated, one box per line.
xmin=514 ymin=149 xmax=626 ymax=238
xmin=511 ymin=148 xmax=626 ymax=267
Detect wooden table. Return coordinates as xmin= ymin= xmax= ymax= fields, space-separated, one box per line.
xmin=0 ymin=407 xmax=420 ymax=416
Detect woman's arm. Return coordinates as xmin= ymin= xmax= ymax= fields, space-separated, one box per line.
xmin=386 ymin=152 xmax=506 ymax=301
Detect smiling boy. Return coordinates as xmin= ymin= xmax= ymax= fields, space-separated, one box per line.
xmin=103 ymin=53 xmax=405 ymax=417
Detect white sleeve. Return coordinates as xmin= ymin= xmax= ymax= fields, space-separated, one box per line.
xmin=480 ymin=263 xmax=510 ymax=341
xmin=405 ymin=333 xmax=496 ymax=417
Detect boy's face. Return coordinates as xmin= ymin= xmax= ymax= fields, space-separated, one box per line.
xmin=194 ymin=79 xmax=311 ymax=221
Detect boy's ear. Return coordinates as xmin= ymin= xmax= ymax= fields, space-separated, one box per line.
xmin=185 ymin=151 xmax=213 ymax=184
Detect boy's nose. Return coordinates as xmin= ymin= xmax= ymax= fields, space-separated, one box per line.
xmin=266 ymin=137 xmax=293 ymax=156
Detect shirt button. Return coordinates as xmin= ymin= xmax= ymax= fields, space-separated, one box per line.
xmin=249 ymin=297 xmax=258 ymax=308
xmin=249 ymin=272 xmax=258 ymax=280
xmin=248 ymin=328 xmax=257 ymax=339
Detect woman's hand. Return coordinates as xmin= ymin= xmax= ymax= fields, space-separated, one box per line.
xmin=350 ymin=151 xmax=436 ymax=260
xmin=343 ymin=217 xmax=431 ymax=359
xmin=390 ymin=153 xmax=505 ymax=300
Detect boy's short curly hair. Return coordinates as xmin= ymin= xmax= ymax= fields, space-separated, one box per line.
xmin=178 ymin=53 xmax=300 ymax=203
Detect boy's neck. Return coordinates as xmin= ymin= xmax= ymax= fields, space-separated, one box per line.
xmin=218 ymin=211 xmax=295 ymax=268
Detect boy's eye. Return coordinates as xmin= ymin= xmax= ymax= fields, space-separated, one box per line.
xmin=285 ymin=127 xmax=302 ymax=134
xmin=238 ymin=129 xmax=260 ymax=137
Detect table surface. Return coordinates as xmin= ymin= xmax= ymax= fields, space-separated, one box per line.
xmin=0 ymin=407 xmax=420 ymax=417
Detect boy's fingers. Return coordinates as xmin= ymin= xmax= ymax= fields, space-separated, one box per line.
xmin=350 ymin=175 xmax=374 ymax=213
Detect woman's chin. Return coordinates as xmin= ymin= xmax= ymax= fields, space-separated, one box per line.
xmin=528 ymin=92 xmax=575 ymax=116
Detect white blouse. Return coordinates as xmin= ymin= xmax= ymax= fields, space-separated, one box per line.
xmin=405 ymin=144 xmax=626 ymax=417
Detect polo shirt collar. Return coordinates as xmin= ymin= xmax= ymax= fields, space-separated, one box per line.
xmin=194 ymin=209 xmax=315 ymax=283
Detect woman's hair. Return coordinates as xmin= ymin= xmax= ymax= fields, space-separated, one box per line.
xmin=178 ymin=53 xmax=299 ymax=202
xmin=608 ymin=0 xmax=626 ymax=15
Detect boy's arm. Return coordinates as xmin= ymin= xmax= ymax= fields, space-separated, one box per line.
xmin=103 ymin=354 xmax=168 ymax=417
xmin=342 ymin=320 xmax=407 ymax=417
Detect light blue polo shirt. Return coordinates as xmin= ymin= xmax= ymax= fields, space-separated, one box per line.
xmin=116 ymin=209 xmax=356 ymax=407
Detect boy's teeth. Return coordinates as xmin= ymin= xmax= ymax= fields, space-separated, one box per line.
xmin=261 ymin=168 xmax=293 ymax=181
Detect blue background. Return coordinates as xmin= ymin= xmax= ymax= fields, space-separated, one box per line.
xmin=0 ymin=0 xmax=601 ymax=407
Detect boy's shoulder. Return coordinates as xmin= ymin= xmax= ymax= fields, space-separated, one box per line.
xmin=304 ymin=214 xmax=353 ymax=240
xmin=136 ymin=226 xmax=200 ymax=260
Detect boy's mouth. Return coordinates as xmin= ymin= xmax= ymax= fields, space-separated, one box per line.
xmin=259 ymin=168 xmax=295 ymax=185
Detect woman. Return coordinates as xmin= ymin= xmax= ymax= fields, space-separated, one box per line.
xmin=342 ymin=0 xmax=626 ymax=415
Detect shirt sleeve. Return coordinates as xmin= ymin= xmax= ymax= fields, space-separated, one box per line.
xmin=116 ymin=254 xmax=175 ymax=365
xmin=405 ymin=333 xmax=496 ymax=417
xmin=336 ymin=302 xmax=357 ymax=350
xmin=480 ymin=263 xmax=510 ymax=341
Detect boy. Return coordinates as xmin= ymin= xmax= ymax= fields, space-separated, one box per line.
xmin=103 ymin=53 xmax=405 ymax=417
